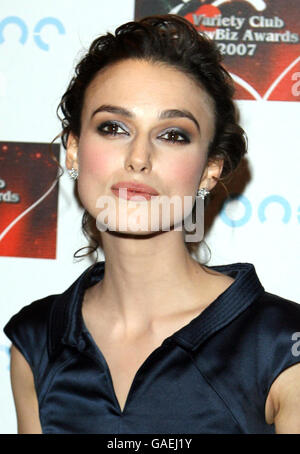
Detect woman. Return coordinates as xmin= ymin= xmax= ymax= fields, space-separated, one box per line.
xmin=4 ymin=14 xmax=300 ymax=434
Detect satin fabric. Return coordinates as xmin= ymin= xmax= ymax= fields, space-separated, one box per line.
xmin=4 ymin=261 xmax=300 ymax=434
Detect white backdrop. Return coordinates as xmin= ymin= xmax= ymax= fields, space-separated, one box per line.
xmin=0 ymin=0 xmax=299 ymax=434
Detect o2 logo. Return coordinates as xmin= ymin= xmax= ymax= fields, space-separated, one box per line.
xmin=220 ymin=194 xmax=299 ymax=227
xmin=0 ymin=16 xmax=65 ymax=51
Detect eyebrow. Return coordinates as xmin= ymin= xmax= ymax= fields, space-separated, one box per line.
xmin=91 ymin=104 xmax=201 ymax=133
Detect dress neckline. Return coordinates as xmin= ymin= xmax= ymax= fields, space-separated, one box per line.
xmin=48 ymin=261 xmax=265 ymax=359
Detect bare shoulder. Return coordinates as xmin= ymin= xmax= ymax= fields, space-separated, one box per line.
xmin=265 ymin=362 xmax=300 ymax=433
xmin=10 ymin=344 xmax=42 ymax=434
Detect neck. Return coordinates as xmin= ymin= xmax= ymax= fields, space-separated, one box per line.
xmin=88 ymin=229 xmax=209 ymax=333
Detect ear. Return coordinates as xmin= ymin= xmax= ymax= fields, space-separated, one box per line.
xmin=199 ymin=157 xmax=224 ymax=192
xmin=66 ymin=132 xmax=79 ymax=171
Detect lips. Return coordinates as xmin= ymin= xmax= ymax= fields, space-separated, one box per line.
xmin=111 ymin=181 xmax=159 ymax=196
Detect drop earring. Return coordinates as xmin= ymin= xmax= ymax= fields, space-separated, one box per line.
xmin=68 ymin=167 xmax=78 ymax=180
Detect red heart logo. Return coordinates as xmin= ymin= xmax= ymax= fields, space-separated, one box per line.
xmin=0 ymin=142 xmax=60 ymax=259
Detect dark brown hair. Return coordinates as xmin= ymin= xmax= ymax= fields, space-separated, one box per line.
xmin=57 ymin=14 xmax=247 ymax=261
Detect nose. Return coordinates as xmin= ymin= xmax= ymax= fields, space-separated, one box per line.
xmin=124 ymin=135 xmax=153 ymax=173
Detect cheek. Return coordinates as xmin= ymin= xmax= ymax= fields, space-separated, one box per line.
xmin=78 ymin=138 xmax=116 ymax=178
xmin=76 ymin=138 xmax=119 ymax=214
xmin=165 ymin=153 xmax=205 ymax=194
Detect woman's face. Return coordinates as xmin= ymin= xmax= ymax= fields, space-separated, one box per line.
xmin=67 ymin=58 xmax=221 ymax=235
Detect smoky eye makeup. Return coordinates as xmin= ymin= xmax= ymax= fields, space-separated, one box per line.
xmin=96 ymin=120 xmax=129 ymax=136
xmin=95 ymin=117 xmax=195 ymax=145
xmin=158 ymin=128 xmax=191 ymax=145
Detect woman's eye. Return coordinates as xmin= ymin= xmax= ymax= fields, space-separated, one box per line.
xmin=97 ymin=121 xmax=128 ymax=136
xmin=159 ymin=130 xmax=190 ymax=144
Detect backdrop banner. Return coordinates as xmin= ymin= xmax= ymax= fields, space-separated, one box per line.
xmin=0 ymin=141 xmax=59 ymax=259
xmin=135 ymin=0 xmax=300 ymax=101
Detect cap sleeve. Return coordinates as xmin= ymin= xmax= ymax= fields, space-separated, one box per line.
xmin=3 ymin=296 xmax=54 ymax=373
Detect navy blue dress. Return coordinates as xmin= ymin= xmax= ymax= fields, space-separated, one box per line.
xmin=3 ymin=261 xmax=300 ymax=434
